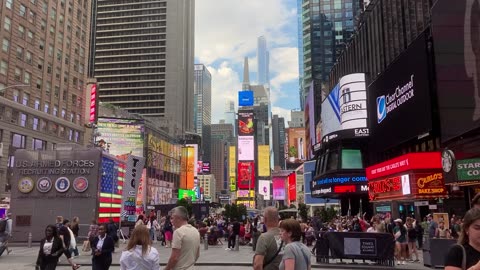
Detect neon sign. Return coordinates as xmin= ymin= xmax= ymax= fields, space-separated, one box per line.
xmin=89 ymin=84 xmax=97 ymax=123
xmin=368 ymin=176 xmax=401 ymax=200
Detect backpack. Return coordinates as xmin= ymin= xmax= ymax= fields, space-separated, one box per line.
xmin=0 ymin=219 xmax=6 ymax=233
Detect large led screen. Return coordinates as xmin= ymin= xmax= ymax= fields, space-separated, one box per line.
xmin=238 ymin=111 xmax=255 ymax=136
xmin=96 ymin=118 xmax=145 ymax=157
xmin=286 ymin=128 xmax=306 ymax=163
xmin=432 ymin=0 xmax=480 ymax=142
xmin=368 ymin=34 xmax=432 ymax=151
xmin=258 ymin=145 xmax=270 ymax=176
xmin=237 ymin=162 xmax=255 ymax=189
xmin=259 ymin=180 xmax=271 ymax=200
xmin=321 ymin=84 xmax=341 ymax=138
xmin=238 ymin=136 xmax=254 ymax=161
xmin=273 ymin=177 xmax=286 ymax=200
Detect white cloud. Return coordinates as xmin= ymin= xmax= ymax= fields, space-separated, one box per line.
xmin=269 ymin=47 xmax=299 ymax=90
xmin=272 ymin=106 xmax=292 ymax=127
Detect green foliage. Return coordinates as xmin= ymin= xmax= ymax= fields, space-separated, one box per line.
xmin=288 ymin=146 xmax=297 ymax=157
xmin=278 ymin=204 xmax=288 ymax=211
xmin=223 ymin=203 xmax=248 ymax=221
xmin=237 ymin=204 xmax=247 ymax=221
xmin=319 ymin=207 xmax=337 ymax=223
xmin=298 ymin=203 xmax=308 ymax=222
xmin=176 ymin=198 xmax=192 ymax=217
xmin=289 ymin=204 xmax=297 ymax=209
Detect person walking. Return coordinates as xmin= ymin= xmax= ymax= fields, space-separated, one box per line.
xmin=90 ymin=224 xmax=115 ymax=270
xmin=0 ymin=212 xmax=13 ymax=255
xmin=119 ymin=225 xmax=160 ymax=270
xmin=278 ymin=219 xmax=311 ymax=270
xmin=107 ymin=219 xmax=119 ymax=248
xmin=70 ymin=217 xmax=80 ymax=257
xmin=393 ymin=218 xmax=408 ymax=265
xmin=88 ymin=219 xmax=99 ymax=240
xmin=406 ymin=219 xmax=419 ymax=262
xmin=164 ymin=206 xmax=200 ymax=270
xmin=227 ymin=218 xmax=240 ymax=250
xmin=163 ymin=216 xmax=173 ymax=248
xmin=136 ymin=215 xmax=146 ymax=228
xmin=253 ymin=207 xmax=283 ymax=270
xmin=58 ymin=220 xmax=80 ymax=269
xmin=146 ymin=216 xmax=159 ymax=242
xmin=35 ymin=225 xmax=64 ymax=270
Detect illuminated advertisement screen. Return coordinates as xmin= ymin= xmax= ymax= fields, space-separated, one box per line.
xmin=286 ymin=128 xmax=306 ymax=164
xmin=96 ymin=118 xmax=145 ymax=157
xmin=178 ymin=189 xmax=197 ymax=201
xmin=236 ymin=200 xmax=255 ymax=208
xmin=229 ymin=146 xmax=236 ymax=177
xmin=147 ymin=179 xmax=174 ymax=205
xmin=236 ymin=190 xmax=254 ymax=198
xmin=273 ymin=177 xmax=286 ymax=200
xmin=258 ymin=145 xmax=270 ymax=176
xmin=98 ymin=156 xmax=125 ymax=224
xmin=202 ymin=162 xmax=210 ymax=173
xmin=179 ymin=147 xmax=195 ymax=190
xmin=288 ymin=174 xmax=296 ymax=202
xmin=237 ymin=162 xmax=255 ymax=189
xmin=238 ymin=136 xmax=254 ymax=161
xmin=238 ymin=90 xmax=254 ymax=106
xmin=135 ymin=169 xmax=146 ymax=215
xmin=259 ymin=180 xmax=271 ymax=200
xmin=238 ymin=111 xmax=255 ymax=136
xmin=186 ymin=144 xmax=198 ymax=176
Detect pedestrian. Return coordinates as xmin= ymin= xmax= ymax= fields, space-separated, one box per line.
xmin=253 ymin=207 xmax=283 ymax=270
xmin=164 ymin=206 xmax=200 ymax=270
xmin=88 ymin=219 xmax=99 ymax=240
xmin=278 ymin=219 xmax=311 ymax=270
xmin=146 ymin=215 xmax=160 ymax=242
xmin=90 ymin=224 xmax=115 ymax=270
xmin=0 ymin=212 xmax=13 ymax=255
xmin=136 ymin=215 xmax=145 ymax=228
xmin=70 ymin=217 xmax=80 ymax=257
xmin=163 ymin=215 xmax=173 ymax=248
xmin=107 ymin=219 xmax=119 ymax=248
xmin=58 ymin=219 xmax=80 ymax=269
xmin=119 ymin=225 xmax=160 ymax=270
xmin=406 ymin=219 xmax=419 ymax=262
xmin=445 ymin=207 xmax=480 ymax=270
xmin=393 ymin=218 xmax=408 ymax=265
xmin=35 ymin=225 xmax=64 ymax=270
xmin=252 ymin=217 xmax=261 ymax=251
xmin=227 ymin=218 xmax=240 ymax=250
xmin=415 ymin=218 xmax=424 ymax=249
xmin=436 ymin=221 xmax=451 ymax=238
xmin=55 ymin=216 xmax=64 ymax=230
xmin=427 ymin=214 xmax=438 ymax=238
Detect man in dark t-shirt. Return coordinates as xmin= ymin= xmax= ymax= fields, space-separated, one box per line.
xmin=445 ymin=244 xmax=480 ymax=269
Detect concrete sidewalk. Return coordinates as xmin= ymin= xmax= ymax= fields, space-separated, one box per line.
xmin=3 ymin=242 xmax=433 ymax=270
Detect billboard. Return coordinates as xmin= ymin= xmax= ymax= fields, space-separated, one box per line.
xmin=147 ymin=179 xmax=174 ymax=205
xmin=238 ymin=90 xmax=254 ymax=106
xmin=259 ymin=180 xmax=271 ymax=200
xmin=186 ymin=144 xmax=199 ymax=177
xmin=339 ymin=73 xmax=368 ymax=130
xmin=321 ymin=84 xmax=342 ymax=138
xmin=305 ymin=84 xmax=315 ymax=159
xmin=432 ymin=0 xmax=480 ymax=142
xmin=229 ymin=146 xmax=236 ymax=192
xmin=178 ymin=189 xmax=197 ymax=201
xmin=136 ymin=169 xmax=146 ymax=215
xmin=258 ymin=145 xmax=270 ymax=176
xmin=368 ymin=34 xmax=432 ymax=150
xmin=96 ymin=118 xmax=145 ymax=157
xmin=238 ymin=111 xmax=255 ymax=136
xmin=238 ymin=136 xmax=254 ymax=161
xmin=236 ymin=190 xmax=255 ymax=198
xmin=122 ymin=155 xmax=146 ymax=222
xmin=179 ymin=147 xmax=195 ymax=190
xmin=202 ymin=161 xmax=210 ymax=173
xmin=89 ymin=84 xmax=97 ymax=123
xmin=288 ymin=173 xmax=296 ymax=202
xmin=286 ymin=128 xmax=306 ymax=163
xmin=237 ymin=162 xmax=255 ymax=189
xmin=273 ymin=177 xmax=286 ymax=200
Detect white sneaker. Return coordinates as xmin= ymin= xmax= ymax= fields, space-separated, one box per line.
xmin=225 ymin=248 xmax=231 ymax=251
xmin=402 ymin=261 xmax=406 ymax=265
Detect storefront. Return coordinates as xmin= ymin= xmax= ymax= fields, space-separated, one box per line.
xmin=366 ymin=152 xmax=447 ymax=220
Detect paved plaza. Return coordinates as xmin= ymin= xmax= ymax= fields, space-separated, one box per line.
xmin=0 ymin=241 xmax=435 ymax=270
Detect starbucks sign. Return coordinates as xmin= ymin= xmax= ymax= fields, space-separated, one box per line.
xmin=456 ymin=159 xmax=480 ymax=181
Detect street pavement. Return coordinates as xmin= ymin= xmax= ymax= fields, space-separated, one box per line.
xmin=0 ymin=241 xmax=433 ymax=270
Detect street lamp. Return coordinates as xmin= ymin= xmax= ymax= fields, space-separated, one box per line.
xmin=0 ymin=84 xmax=30 ymax=96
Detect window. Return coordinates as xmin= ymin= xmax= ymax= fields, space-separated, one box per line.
xmin=68 ymin=129 xmax=73 ymax=141
xmin=69 ymin=113 xmax=74 ymax=122
xmin=53 ymin=106 xmax=58 ymax=116
xmin=28 ymin=11 xmax=36 ymax=23
xmin=14 ymin=67 xmax=22 ymax=81
xmin=44 ymin=102 xmax=49 ymax=113
xmin=16 ymin=46 xmax=24 ymax=59
xmin=41 ymin=19 xmax=46 ymax=31
xmin=61 ymin=109 xmax=66 ymax=119
xmin=34 ymin=99 xmax=40 ymax=110
xmin=19 ymin=4 xmax=27 ymax=17
xmin=72 ymin=94 xmax=77 ymax=105
xmin=11 ymin=133 xmax=26 ymax=148
xmin=80 ymin=47 xmax=85 ymax=57
xmin=24 ymin=71 xmax=31 ymax=84
xmin=74 ymin=131 xmax=79 ymax=142
xmin=341 ymin=149 xmax=363 ymax=169
xmin=76 ymin=114 xmax=81 ymax=124
xmin=39 ymin=39 xmax=44 ymax=50
xmin=4 ymin=17 xmax=11 ymax=31
xmin=6 ymin=0 xmax=13 ymax=9
xmin=26 ymin=51 xmax=32 ymax=64
xmin=323 ymin=4 xmax=331 ymax=10
xmin=47 ymin=65 xmax=52 ymax=74
xmin=49 ymin=26 xmax=54 ymax=36
xmin=335 ymin=12 xmax=342 ymax=19
xmin=326 ymin=150 xmax=339 ymax=172
xmin=45 ymin=81 xmax=51 ymax=96
xmin=40 ymin=120 xmax=46 ymax=131
xmin=32 ymin=118 xmax=39 ymax=130
xmin=335 ymin=22 xmax=343 ymax=31
xmin=42 ymin=1 xmax=47 ymax=13
xmin=22 ymin=93 xmax=29 ymax=105
xmin=334 ymin=0 xmax=342 ymax=9
xmin=0 ymin=60 xmax=8 ymax=75
xmin=32 ymin=138 xmax=46 ymax=150
xmin=2 ymin=39 xmax=9 ymax=52
xmin=51 ymin=8 xmax=56 ymax=20
xmin=20 ymin=113 xmax=27 ymax=127
xmin=48 ymin=44 xmax=53 ymax=57
xmin=13 ymin=89 xmax=19 ymax=102
xmin=62 ymin=89 xmax=67 ymax=101
xmin=54 ymin=86 xmax=59 ymax=97
xmin=57 ymin=50 xmax=62 ymax=61
xmin=79 ymin=64 xmax=84 ymax=74
xmin=31 ymin=0 xmax=36 ymax=4
xmin=345 ymin=2 xmax=353 ymax=8
xmin=36 ymin=78 xmax=42 ymax=90
xmin=18 ymin=25 xmax=25 ymax=38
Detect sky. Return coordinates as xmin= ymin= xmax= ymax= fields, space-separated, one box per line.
xmin=195 ymin=0 xmax=300 ymax=125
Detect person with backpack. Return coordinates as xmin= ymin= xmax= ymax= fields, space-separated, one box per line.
xmin=0 ymin=212 xmax=13 ymax=256
xmin=253 ymin=207 xmax=283 ymax=270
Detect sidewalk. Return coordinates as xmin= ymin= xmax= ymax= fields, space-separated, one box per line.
xmin=3 ymin=242 xmax=433 ymax=270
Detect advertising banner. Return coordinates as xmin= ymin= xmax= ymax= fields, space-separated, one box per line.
xmin=238 ymin=111 xmax=255 ymax=136
xmin=259 ymin=180 xmax=271 ymax=200
xmin=178 ymin=189 xmax=196 ymax=201
xmin=287 ymin=128 xmax=306 ymax=163
xmin=236 ymin=190 xmax=254 ymax=198
xmin=96 ymin=118 xmax=145 ymax=157
xmin=339 ymin=73 xmax=368 ymax=130
xmin=432 ymin=0 xmax=480 ymax=142
xmin=456 ymin=158 xmax=480 ymax=181
xmin=186 ymin=144 xmax=198 ymax=177
xmin=236 ymin=200 xmax=255 ymax=208
xmin=321 ymin=84 xmax=342 ymax=138
xmin=237 ymin=162 xmax=255 ymax=189
xmin=288 ymin=173 xmax=296 ymax=202
xmin=186 ymin=147 xmax=194 ymax=189
xmin=147 ymin=179 xmax=174 ymax=205
xmin=258 ymin=145 xmax=270 ymax=176
xmin=273 ymin=177 xmax=286 ymax=200
xmin=368 ymin=34 xmax=432 ymax=150
xmin=122 ymin=155 xmax=146 ymax=222
xmin=135 ymin=169 xmax=146 ymax=215
xmin=229 ymin=146 xmax=236 ymax=177
xmin=202 ymin=162 xmax=210 ymax=173
xmin=229 ymin=176 xmax=236 ymax=192
xmin=238 ymin=90 xmax=254 ymax=106
xmin=238 ymin=136 xmax=255 ymax=161
xmin=311 ymin=174 xmax=368 ymax=197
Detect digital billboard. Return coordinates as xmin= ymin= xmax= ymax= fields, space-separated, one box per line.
xmin=368 ymin=34 xmax=432 ymax=150
xmin=147 ymin=179 xmax=174 ymax=205
xmin=229 ymin=146 xmax=236 ymax=192
xmin=89 ymin=84 xmax=97 ymax=123
xmin=236 ymin=190 xmax=255 ymax=198
xmin=237 ymin=162 xmax=255 ymax=189
xmin=258 ymin=145 xmax=270 ymax=176
xmin=178 ymin=189 xmax=197 ymax=201
xmin=238 ymin=90 xmax=254 ymax=106
xmin=288 ymin=174 xmax=296 ymax=203
xmin=259 ymin=180 xmax=271 ymax=200
xmin=179 ymin=147 xmax=195 ymax=190
xmin=238 ymin=111 xmax=255 ymax=136
xmin=96 ymin=118 xmax=145 ymax=157
xmin=286 ymin=128 xmax=306 ymax=164
xmin=238 ymin=136 xmax=254 ymax=161
xmin=339 ymin=73 xmax=368 ymax=130
xmin=432 ymin=0 xmax=480 ymax=142
xmin=305 ymin=84 xmax=315 ymax=159
xmin=202 ymin=161 xmax=210 ymax=173
xmin=273 ymin=177 xmax=285 ymax=200
xmin=186 ymin=144 xmax=199 ymax=177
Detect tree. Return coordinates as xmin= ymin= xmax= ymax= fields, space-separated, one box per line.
xmin=230 ymin=204 xmax=239 ymax=221
xmin=298 ymin=203 xmax=308 ymax=222
xmin=176 ymin=198 xmax=192 ymax=217
xmin=237 ymin=204 xmax=247 ymax=221
xmin=289 ymin=204 xmax=297 ymax=209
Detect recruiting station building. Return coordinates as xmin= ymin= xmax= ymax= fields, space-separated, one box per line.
xmin=11 ymin=147 xmax=125 ymax=241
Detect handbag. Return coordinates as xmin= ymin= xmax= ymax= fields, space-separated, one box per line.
xmin=82 ymin=240 xmax=91 ymax=252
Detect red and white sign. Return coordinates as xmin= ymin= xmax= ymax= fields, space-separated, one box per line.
xmin=89 ymin=84 xmax=97 ymax=123
xmin=366 ymin=152 xmax=442 ymax=180
xmin=288 ymin=173 xmax=296 ymax=203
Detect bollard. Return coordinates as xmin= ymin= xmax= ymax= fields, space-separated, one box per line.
xmin=234 ymin=235 xmax=239 ymax=251
xmin=204 ymin=233 xmax=208 ymax=250
xmin=27 ymin=232 xmax=32 ymax=248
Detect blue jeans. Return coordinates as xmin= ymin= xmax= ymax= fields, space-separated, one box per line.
xmin=149 ymin=228 xmax=155 ymax=240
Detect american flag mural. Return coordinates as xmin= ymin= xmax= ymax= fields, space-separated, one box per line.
xmin=98 ymin=156 xmax=126 ymax=223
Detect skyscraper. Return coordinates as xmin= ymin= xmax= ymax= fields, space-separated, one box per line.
xmin=299 ymin=0 xmax=363 ymax=111
xmin=257 ymin=36 xmax=270 ymax=86
xmin=272 ymin=115 xmax=286 ymax=170
xmin=224 ymin=100 xmax=236 ymax=136
xmin=0 ymin=0 xmax=93 ymax=196
xmin=93 ymin=0 xmax=195 ymax=136
xmin=194 ymin=64 xmax=211 ymax=135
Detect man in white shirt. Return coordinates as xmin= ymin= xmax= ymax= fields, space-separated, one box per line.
xmin=164 ymin=206 xmax=200 ymax=270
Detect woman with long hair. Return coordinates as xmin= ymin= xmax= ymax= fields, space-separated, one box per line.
xmin=135 ymin=215 xmax=145 ymax=228
xmin=119 ymin=226 xmax=160 ymax=270
xmin=445 ymin=208 xmax=480 ymax=270
xmin=163 ymin=216 xmax=173 ymax=248
xmin=406 ymin=219 xmax=419 ymax=262
xmin=36 ymin=225 xmax=65 ymax=270
xmin=393 ymin=218 xmax=408 ymax=265
xmin=279 ymin=219 xmax=311 ymax=270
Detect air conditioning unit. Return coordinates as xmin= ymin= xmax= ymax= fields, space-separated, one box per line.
xmin=0 ymin=143 xmax=3 ymax=157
